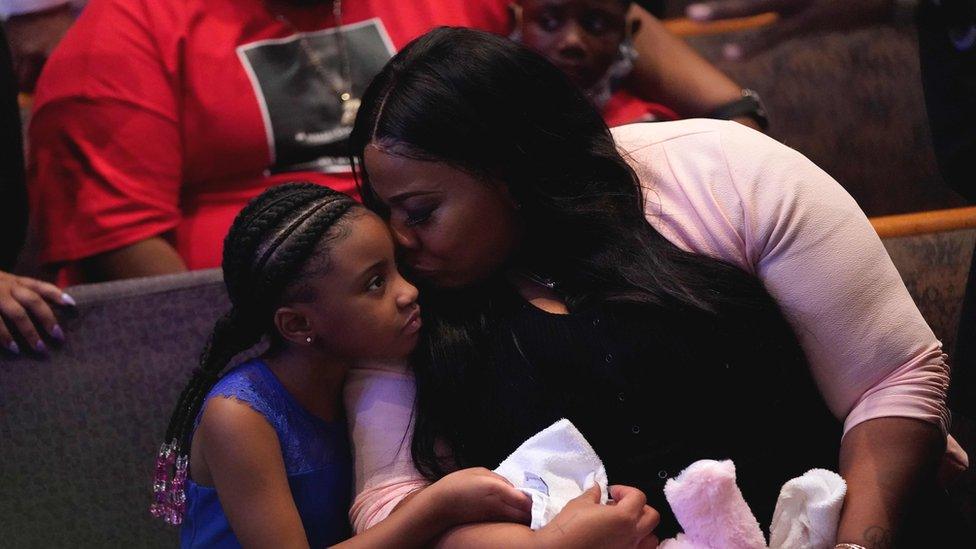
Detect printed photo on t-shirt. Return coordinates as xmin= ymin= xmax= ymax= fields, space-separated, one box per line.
xmin=237 ymin=18 xmax=395 ymax=174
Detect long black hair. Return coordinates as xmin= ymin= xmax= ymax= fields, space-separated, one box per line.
xmin=151 ymin=182 xmax=360 ymax=524
xmin=349 ymin=28 xmax=801 ymax=480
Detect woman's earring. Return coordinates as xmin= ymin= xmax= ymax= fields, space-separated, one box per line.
xmin=305 ymin=336 xmax=313 ymax=344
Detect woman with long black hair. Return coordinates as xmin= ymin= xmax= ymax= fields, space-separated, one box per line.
xmin=344 ymin=27 xmax=959 ymax=547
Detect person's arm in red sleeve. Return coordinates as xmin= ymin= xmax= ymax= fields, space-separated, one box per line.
xmin=27 ymin=0 xmax=187 ymax=282
xmin=625 ymin=5 xmax=763 ymax=131
xmin=79 ymin=238 xmax=186 ymax=281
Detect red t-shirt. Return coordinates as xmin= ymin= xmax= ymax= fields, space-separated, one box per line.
xmin=603 ymin=89 xmax=679 ymax=128
xmin=29 ymin=0 xmax=509 ymax=280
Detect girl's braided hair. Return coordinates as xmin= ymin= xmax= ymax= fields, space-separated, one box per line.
xmin=151 ymin=182 xmax=359 ymax=525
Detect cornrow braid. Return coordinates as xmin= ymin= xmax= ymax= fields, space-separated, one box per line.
xmin=151 ymin=182 xmax=359 ymax=525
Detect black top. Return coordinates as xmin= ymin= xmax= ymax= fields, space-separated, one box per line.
xmin=443 ymin=283 xmax=840 ymax=536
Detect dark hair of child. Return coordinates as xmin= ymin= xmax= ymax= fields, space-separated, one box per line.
xmin=150 ymin=182 xmax=360 ymax=524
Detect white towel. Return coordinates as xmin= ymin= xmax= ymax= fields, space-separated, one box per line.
xmin=493 ymin=418 xmax=609 ymax=530
xmin=768 ymin=468 xmax=847 ymax=549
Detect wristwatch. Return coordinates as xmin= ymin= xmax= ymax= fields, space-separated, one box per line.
xmin=706 ymin=88 xmax=769 ymax=131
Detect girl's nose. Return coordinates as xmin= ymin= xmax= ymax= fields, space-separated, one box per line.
xmin=557 ymin=23 xmax=587 ymax=57
xmin=395 ymin=275 xmax=419 ymax=308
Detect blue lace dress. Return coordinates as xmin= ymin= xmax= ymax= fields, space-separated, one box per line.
xmin=180 ymin=359 xmax=352 ymax=548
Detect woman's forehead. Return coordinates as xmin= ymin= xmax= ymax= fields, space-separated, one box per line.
xmin=365 ymin=147 xmax=451 ymax=199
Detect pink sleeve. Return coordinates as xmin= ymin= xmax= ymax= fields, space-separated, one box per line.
xmin=343 ymin=361 xmax=429 ymax=533
xmin=615 ymin=119 xmax=950 ymax=437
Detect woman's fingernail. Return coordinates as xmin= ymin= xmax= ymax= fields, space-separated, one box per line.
xmin=61 ymin=293 xmax=77 ymax=306
xmin=52 ymin=324 xmax=65 ymax=341
xmin=686 ymin=4 xmax=712 ymax=20
xmin=6 ymin=341 xmax=19 ymax=354
xmin=723 ymin=43 xmax=743 ymax=60
xmin=35 ymin=340 xmax=47 ymax=354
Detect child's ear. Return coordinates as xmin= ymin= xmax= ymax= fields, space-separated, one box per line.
xmin=274 ymin=306 xmax=314 ymax=346
xmin=508 ymin=2 xmax=523 ymax=32
xmin=628 ymin=18 xmax=641 ymax=39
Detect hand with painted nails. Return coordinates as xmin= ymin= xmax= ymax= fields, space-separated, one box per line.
xmin=0 ymin=271 xmax=75 ymax=355
xmin=685 ymin=0 xmax=894 ymax=60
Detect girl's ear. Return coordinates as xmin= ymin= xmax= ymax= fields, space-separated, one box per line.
xmin=628 ymin=18 xmax=641 ymax=39
xmin=508 ymin=2 xmax=524 ymax=35
xmin=273 ymin=306 xmax=314 ymax=346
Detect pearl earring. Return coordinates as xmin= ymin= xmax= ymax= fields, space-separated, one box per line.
xmin=305 ymin=336 xmax=313 ymax=344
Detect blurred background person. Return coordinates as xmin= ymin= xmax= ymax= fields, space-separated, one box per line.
xmin=510 ymin=0 xmax=683 ymax=126
xmin=0 ymin=0 xmax=81 ymax=92
xmin=26 ymin=0 xmax=764 ymax=285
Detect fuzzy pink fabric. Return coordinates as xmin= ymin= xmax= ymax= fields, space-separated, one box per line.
xmin=659 ymin=460 xmax=766 ymax=549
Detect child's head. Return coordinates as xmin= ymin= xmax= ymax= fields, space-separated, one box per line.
xmin=513 ymin=0 xmax=634 ymax=91
xmin=153 ymin=183 xmax=419 ymax=523
xmin=217 ymin=182 xmax=420 ymax=367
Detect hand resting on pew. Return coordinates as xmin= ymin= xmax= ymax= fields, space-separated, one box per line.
xmin=0 ymin=270 xmax=74 ymax=355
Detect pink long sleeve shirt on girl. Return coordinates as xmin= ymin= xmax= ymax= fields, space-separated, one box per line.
xmin=343 ymin=119 xmax=955 ymax=533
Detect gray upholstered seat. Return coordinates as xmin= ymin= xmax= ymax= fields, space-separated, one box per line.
xmin=1 ymin=269 xmax=227 ymax=548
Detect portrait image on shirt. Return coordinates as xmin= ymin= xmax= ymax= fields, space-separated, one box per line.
xmin=237 ymin=18 xmax=395 ymax=174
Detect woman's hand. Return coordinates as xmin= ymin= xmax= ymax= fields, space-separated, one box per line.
xmin=425 ymin=467 xmax=533 ymax=526
xmin=0 ymin=271 xmax=74 ymax=355
xmin=337 ymin=468 xmax=530 ymax=549
xmin=536 ymin=485 xmax=660 ymax=549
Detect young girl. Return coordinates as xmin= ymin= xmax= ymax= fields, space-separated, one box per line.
xmin=150 ymin=183 xmax=534 ymax=548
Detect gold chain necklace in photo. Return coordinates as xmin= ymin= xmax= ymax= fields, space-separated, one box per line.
xmin=268 ymin=0 xmax=361 ymax=127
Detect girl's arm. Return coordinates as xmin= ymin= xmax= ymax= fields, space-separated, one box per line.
xmin=196 ymin=397 xmax=310 ymax=549
xmin=335 ymin=467 xmax=533 ymax=548
xmin=333 ymin=486 xmax=457 ymax=548
xmin=202 ymin=372 xmax=532 ymax=549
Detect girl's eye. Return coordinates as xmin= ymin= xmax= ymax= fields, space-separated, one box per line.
xmin=367 ymin=275 xmax=385 ymax=292
xmin=404 ymin=208 xmax=434 ymax=227
xmin=537 ymin=12 xmax=562 ymax=32
xmin=583 ymin=13 xmax=611 ymax=35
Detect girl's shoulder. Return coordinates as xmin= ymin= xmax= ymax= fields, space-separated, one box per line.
xmin=202 ymin=360 xmax=350 ymax=475
xmin=204 ymin=359 xmax=280 ymax=423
